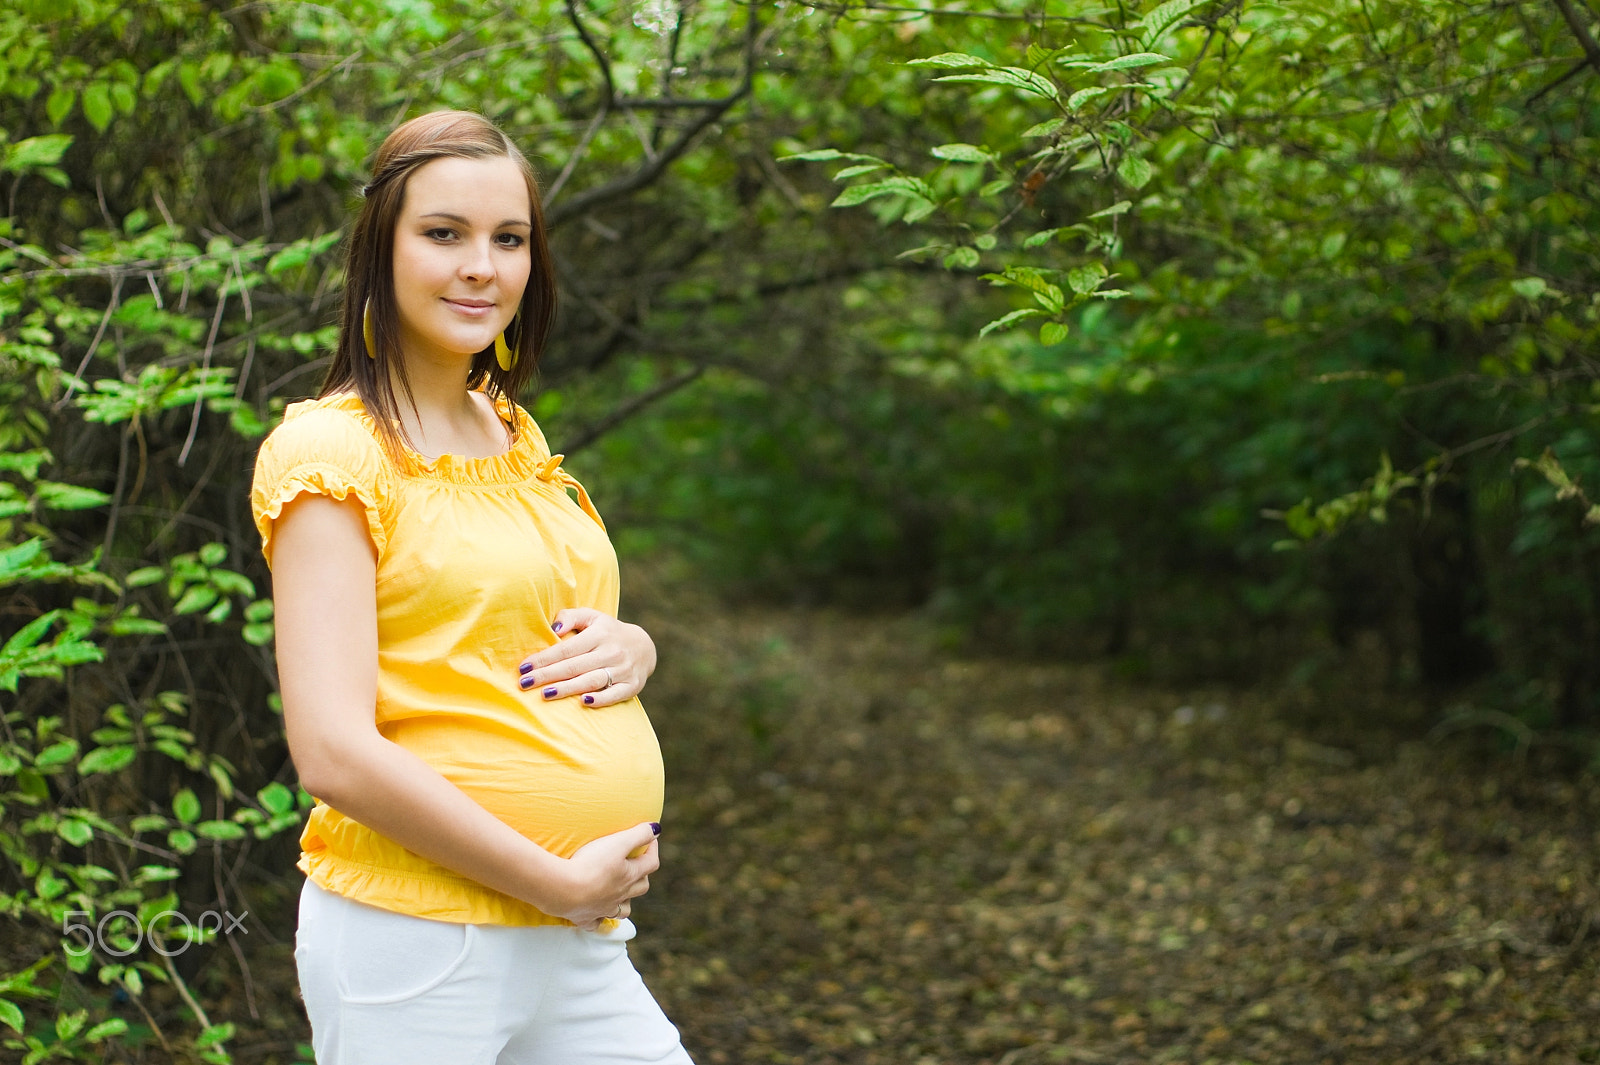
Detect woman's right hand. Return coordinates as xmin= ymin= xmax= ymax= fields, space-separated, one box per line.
xmin=552 ymin=821 xmax=662 ymax=929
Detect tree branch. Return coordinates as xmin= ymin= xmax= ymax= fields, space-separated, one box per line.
xmin=565 ymin=0 xmax=615 ymax=108
xmin=1551 ymin=0 xmax=1600 ymax=77
xmin=546 ymin=9 xmax=763 ymax=228
xmin=560 ymin=365 xmax=706 ymax=455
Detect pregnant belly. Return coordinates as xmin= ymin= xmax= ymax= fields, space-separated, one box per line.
xmin=388 ymin=700 xmax=666 ymax=857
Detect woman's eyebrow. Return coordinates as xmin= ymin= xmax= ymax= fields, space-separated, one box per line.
xmin=417 ymin=211 xmax=531 ymax=228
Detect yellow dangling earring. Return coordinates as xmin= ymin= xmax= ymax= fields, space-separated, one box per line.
xmin=362 ymin=299 xmax=377 ymax=360
xmin=494 ymin=318 xmax=517 ymax=372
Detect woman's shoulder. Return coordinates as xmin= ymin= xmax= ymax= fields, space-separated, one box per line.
xmin=257 ymin=393 xmax=386 ymax=473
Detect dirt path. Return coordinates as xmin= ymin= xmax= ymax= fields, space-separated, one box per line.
xmin=630 ymin=594 xmax=1600 ymax=1065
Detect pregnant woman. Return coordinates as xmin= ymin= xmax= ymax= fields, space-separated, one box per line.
xmin=251 ymin=110 xmax=692 ymax=1064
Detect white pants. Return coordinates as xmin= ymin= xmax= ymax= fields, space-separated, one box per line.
xmin=295 ymin=881 xmax=694 ymax=1065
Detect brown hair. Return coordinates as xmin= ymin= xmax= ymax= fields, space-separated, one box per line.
xmin=320 ymin=110 xmax=556 ymax=453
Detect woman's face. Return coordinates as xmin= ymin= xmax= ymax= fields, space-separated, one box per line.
xmin=390 ymin=154 xmax=532 ymax=368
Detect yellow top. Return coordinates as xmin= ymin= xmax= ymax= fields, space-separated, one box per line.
xmin=250 ymin=391 xmax=663 ymax=926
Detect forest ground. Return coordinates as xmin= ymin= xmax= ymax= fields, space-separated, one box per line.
xmin=220 ymin=570 xmax=1600 ymax=1065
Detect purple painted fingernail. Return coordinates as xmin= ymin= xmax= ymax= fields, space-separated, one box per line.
xmin=519 ymin=662 xmax=533 ymax=675
xmin=551 ymin=621 xmax=564 ymax=633
xmin=650 ymin=822 xmax=662 ymax=836
xmin=543 ymin=687 xmax=558 ymax=698
xmin=582 ymin=694 xmax=595 ymax=705
xmin=519 ymin=676 xmax=535 ymax=690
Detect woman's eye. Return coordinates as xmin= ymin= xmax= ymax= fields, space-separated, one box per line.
xmin=426 ymin=228 xmax=457 ymax=241
xmin=496 ymin=233 xmax=526 ymax=248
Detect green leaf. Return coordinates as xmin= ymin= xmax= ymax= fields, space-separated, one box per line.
xmin=1068 ymin=263 xmax=1109 ymax=295
xmin=81 ymin=83 xmax=113 ymax=132
xmin=35 ymin=868 xmax=66 ymax=900
xmin=1136 ymin=0 xmax=1208 ymax=46
xmin=109 ymin=616 xmax=167 ymax=637
xmin=195 ymin=1022 xmax=236 ymax=1050
xmin=3 ymin=611 xmax=58 ymax=656
xmin=1118 ymin=156 xmax=1154 ymax=189
xmin=167 ymin=829 xmax=197 ymax=854
xmin=56 ymin=1009 xmax=86 ymax=1042
xmin=0 ymin=999 xmax=22 ymax=1034
xmin=0 ymin=539 xmax=45 ymax=585
xmin=979 ymin=308 xmax=1048 ymax=338
xmin=209 ymin=760 xmax=235 ymax=799
xmin=1031 ymin=285 xmax=1066 ymax=313
xmin=906 ymin=52 xmax=995 ymax=69
xmin=173 ymin=586 xmax=219 ymax=615
xmin=109 ymin=81 xmax=136 ymax=115
xmin=1510 ymin=277 xmax=1547 ymax=299
xmin=1040 ymin=322 xmax=1070 ymax=345
xmin=56 ymin=818 xmax=93 ymax=846
xmin=831 ymin=176 xmax=934 ymax=208
xmin=4 ymin=134 xmax=74 ymax=171
xmin=258 ymin=781 xmax=294 ymax=815
xmin=243 ymin=599 xmax=274 ymax=623
xmin=1090 ymin=52 xmax=1173 ymax=73
xmin=124 ymin=567 xmax=165 ymax=588
xmin=831 ymin=164 xmax=887 ymax=181
xmin=198 ymin=542 xmax=227 ymax=566
xmin=78 ymin=746 xmax=136 ymax=775
xmin=943 ymin=247 xmax=980 ymax=270
xmin=196 ymin=820 xmax=245 ymax=841
xmin=84 ymin=1018 xmax=128 ymax=1042
xmin=1024 ymin=228 xmax=1065 ymax=248
xmin=1067 ymin=87 xmax=1111 ymax=111
xmin=173 ymin=788 xmax=201 ymax=824
xmin=931 ymin=143 xmax=993 ymax=164
xmin=1089 ymin=200 xmax=1133 ymax=219
xmin=989 ymin=267 xmax=1064 ymax=300
xmin=34 ymin=739 xmax=80 ymax=771
xmin=34 ymin=483 xmax=111 ymax=511
xmin=242 ymin=622 xmax=274 ymax=646
xmin=934 ymin=68 xmax=1060 ymax=102
xmin=778 ymin=149 xmax=884 ymax=164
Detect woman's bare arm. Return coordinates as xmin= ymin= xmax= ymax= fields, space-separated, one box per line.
xmin=271 ymin=492 xmax=657 ymax=925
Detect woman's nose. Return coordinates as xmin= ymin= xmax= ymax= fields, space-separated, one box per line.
xmin=459 ymin=240 xmax=496 ymax=281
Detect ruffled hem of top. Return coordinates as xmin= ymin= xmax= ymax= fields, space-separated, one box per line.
xmin=255 ymin=465 xmax=389 ymax=567
xmin=298 ymin=851 xmax=576 ymax=928
xmin=309 ymin=390 xmax=546 ymax=486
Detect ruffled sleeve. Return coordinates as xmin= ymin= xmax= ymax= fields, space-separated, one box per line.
xmin=250 ymin=403 xmax=391 ymax=568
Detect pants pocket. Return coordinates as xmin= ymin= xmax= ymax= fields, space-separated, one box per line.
xmin=332 ymin=898 xmax=477 ymax=1006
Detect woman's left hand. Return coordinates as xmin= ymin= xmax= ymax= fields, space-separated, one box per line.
xmin=518 ymin=608 xmax=656 ymax=707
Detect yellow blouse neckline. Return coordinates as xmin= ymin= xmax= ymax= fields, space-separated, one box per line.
xmin=310 ymin=390 xmax=542 ymax=485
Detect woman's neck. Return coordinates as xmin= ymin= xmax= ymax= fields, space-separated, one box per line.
xmin=391 ymin=356 xmax=508 ymax=460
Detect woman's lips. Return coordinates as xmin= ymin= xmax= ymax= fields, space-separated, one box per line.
xmin=443 ymin=298 xmax=495 ymax=316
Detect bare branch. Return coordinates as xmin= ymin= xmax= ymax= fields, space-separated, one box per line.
xmin=546 ymin=9 xmax=763 ymax=228
xmin=615 ymin=94 xmax=748 ymax=110
xmin=566 ymin=0 xmax=616 ymax=109
xmin=545 ymin=101 xmax=611 ymax=204
xmin=56 ymin=274 xmax=123 ymax=409
xmin=802 ymin=0 xmax=1095 ymax=23
xmin=1551 ymin=0 xmax=1600 ymax=78
xmin=560 ymin=365 xmax=707 ymax=455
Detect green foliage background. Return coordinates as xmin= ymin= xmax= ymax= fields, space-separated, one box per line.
xmin=0 ymin=0 xmax=1595 ymax=1059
